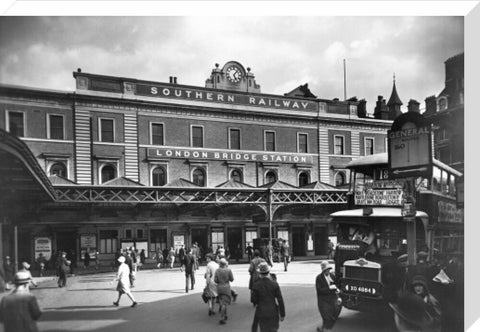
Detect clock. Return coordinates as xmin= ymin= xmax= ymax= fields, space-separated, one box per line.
xmin=226 ymin=66 xmax=242 ymax=83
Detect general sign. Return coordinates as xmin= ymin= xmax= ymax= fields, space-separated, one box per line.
xmin=388 ymin=112 xmax=432 ymax=179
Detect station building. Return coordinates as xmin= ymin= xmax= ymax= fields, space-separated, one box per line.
xmin=0 ymin=61 xmax=393 ymax=265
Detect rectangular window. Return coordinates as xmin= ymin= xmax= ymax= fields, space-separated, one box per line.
xmin=277 ymin=230 xmax=289 ymax=243
xmin=298 ymin=133 xmax=308 ymax=153
xmin=151 ymin=123 xmax=164 ymax=145
xmin=7 ymin=111 xmax=25 ymax=137
xmin=49 ymin=114 xmax=64 ymax=140
xmin=99 ymin=230 xmax=118 ymax=254
xmin=265 ymin=131 xmax=276 ymax=151
xmin=99 ymin=118 xmax=114 ymax=142
xmin=191 ymin=126 xmax=204 ymax=148
xmin=365 ymin=138 xmax=374 ymax=156
xmin=136 ymin=229 xmax=144 ymax=239
xmin=229 ymin=128 xmax=241 ymax=150
xmin=334 ymin=135 xmax=344 ymax=155
xmin=211 ymin=231 xmax=224 ymax=253
xmin=245 ymin=230 xmax=257 ymax=247
xmin=125 ymin=229 xmax=132 ymax=239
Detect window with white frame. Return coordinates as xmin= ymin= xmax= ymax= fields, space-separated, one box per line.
xmin=151 ymin=122 xmax=164 ymax=145
xmin=264 ymin=131 xmax=276 ymax=152
xmin=100 ymin=163 xmax=117 ymax=183
xmin=211 ymin=231 xmax=224 ymax=253
xmin=334 ymin=135 xmax=344 ymax=155
xmin=47 ymin=114 xmax=65 ymax=140
xmin=192 ymin=167 xmax=206 ymax=186
xmin=7 ymin=111 xmax=25 ymax=137
xmin=230 ymin=168 xmax=243 ymax=182
xmin=191 ymin=125 xmax=204 ymax=148
xmin=49 ymin=162 xmax=67 ymax=177
xmin=245 ymin=230 xmax=257 ymax=247
xmin=298 ymin=133 xmax=308 ymax=153
xmin=229 ymin=128 xmax=241 ymax=150
xmin=99 ymin=118 xmax=114 ymax=142
xmin=365 ymin=137 xmax=374 ymax=156
xmin=152 ymin=166 xmax=167 ymax=186
xmin=99 ymin=230 xmax=118 ymax=254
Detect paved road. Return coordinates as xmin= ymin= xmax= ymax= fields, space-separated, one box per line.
xmin=0 ymin=261 xmax=396 ymax=332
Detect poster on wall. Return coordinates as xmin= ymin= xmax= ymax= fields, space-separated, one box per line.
xmin=80 ymin=234 xmax=97 ymax=259
xmin=34 ymin=237 xmax=52 ymax=260
xmin=173 ymin=235 xmax=185 ymax=250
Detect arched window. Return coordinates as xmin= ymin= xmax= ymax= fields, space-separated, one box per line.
xmin=152 ymin=166 xmax=166 ymax=186
xmin=335 ymin=172 xmax=346 ymax=187
xmin=230 ymin=169 xmax=243 ymax=182
xmin=101 ymin=164 xmax=116 ymax=184
xmin=265 ymin=170 xmax=277 ymax=184
xmin=50 ymin=162 xmax=67 ymax=177
xmin=298 ymin=171 xmax=309 ymax=187
xmin=192 ymin=168 xmax=206 ymax=187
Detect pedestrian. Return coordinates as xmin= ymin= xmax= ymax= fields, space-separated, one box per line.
xmin=235 ymin=244 xmax=242 ymax=263
xmin=178 ymin=245 xmax=186 ymax=265
xmin=124 ymin=249 xmax=135 ymax=287
xmin=19 ymin=262 xmax=37 ymax=288
xmin=204 ymin=254 xmax=219 ymax=316
xmin=114 ymin=249 xmax=122 ymax=271
xmin=192 ymin=243 xmax=199 ymax=270
xmin=182 ymin=248 xmax=195 ymax=292
xmin=130 ymin=247 xmax=138 ymax=275
xmin=249 ymin=250 xmax=266 ymax=291
xmin=168 ymin=247 xmax=176 ymax=269
xmin=95 ymin=251 xmax=100 ymax=270
xmin=112 ymin=256 xmax=137 ymax=308
xmin=67 ymin=250 xmax=76 ymax=275
xmin=214 ymin=258 xmax=234 ymax=325
xmin=246 ymin=243 xmax=253 ymax=262
xmin=162 ymin=247 xmax=169 ymax=268
xmin=83 ymin=250 xmax=90 ymax=269
xmin=139 ymin=249 xmax=146 ymax=269
xmin=280 ymin=240 xmax=290 ymax=272
xmin=57 ymin=252 xmax=70 ymax=288
xmin=409 ymin=275 xmax=442 ymax=331
xmin=315 ymin=261 xmax=341 ymax=332
xmin=251 ymin=262 xmax=286 ymax=332
xmin=3 ymin=256 xmax=14 ymax=290
xmin=327 ymin=239 xmax=334 ymax=259
xmin=0 ymin=271 xmax=42 ymax=332
xmin=389 ymin=292 xmax=434 ymax=332
xmin=155 ymin=249 xmax=163 ymax=269
xmin=36 ymin=253 xmax=47 ymax=277
xmin=265 ymin=244 xmax=273 ymax=267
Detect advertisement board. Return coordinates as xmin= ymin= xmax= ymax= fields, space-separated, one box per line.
xmin=34 ymin=237 xmax=52 ymax=260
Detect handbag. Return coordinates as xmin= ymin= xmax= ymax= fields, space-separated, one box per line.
xmin=201 ymin=287 xmax=209 ymax=303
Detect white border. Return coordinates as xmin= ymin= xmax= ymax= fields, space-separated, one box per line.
xmin=98 ymin=117 xmax=115 ymax=143
xmin=190 ymin=124 xmax=204 ymax=148
xmin=46 ymin=113 xmax=65 ymax=140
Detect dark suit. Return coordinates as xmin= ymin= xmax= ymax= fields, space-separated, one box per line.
xmin=315 ymin=272 xmax=338 ymax=330
xmin=182 ymin=253 xmax=195 ymax=291
xmin=251 ymin=276 xmax=285 ymax=332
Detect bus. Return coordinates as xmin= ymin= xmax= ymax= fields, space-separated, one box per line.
xmin=330 ymin=152 xmax=463 ymax=312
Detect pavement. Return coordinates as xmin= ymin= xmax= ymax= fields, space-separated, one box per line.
xmin=0 ymin=260 xmax=397 ymax=332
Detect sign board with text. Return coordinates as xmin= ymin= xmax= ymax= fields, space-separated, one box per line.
xmin=388 ymin=112 xmax=432 ymax=179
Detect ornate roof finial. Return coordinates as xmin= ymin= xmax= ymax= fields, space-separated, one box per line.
xmin=393 ymin=72 xmax=396 ymax=84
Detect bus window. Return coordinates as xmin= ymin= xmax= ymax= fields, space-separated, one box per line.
xmin=432 ymin=166 xmax=442 ymax=192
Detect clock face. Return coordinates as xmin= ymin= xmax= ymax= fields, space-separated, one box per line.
xmin=226 ymin=66 xmax=242 ymax=83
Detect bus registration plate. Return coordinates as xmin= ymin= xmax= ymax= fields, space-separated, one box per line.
xmin=341 ymin=279 xmax=382 ymax=297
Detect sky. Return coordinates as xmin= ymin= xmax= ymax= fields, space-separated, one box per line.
xmin=0 ymin=15 xmax=464 ymax=114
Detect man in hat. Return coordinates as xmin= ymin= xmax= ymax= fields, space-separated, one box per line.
xmin=389 ymin=293 xmax=434 ymax=332
xmin=112 ymin=256 xmax=137 ymax=307
xmin=57 ymin=252 xmax=70 ymax=288
xmin=249 ymin=250 xmax=266 ymax=292
xmin=0 ymin=271 xmax=42 ymax=332
xmin=251 ymin=262 xmax=285 ymax=332
xmin=19 ymin=262 xmax=37 ymax=288
xmin=182 ymin=248 xmax=196 ymax=293
xmin=315 ymin=261 xmax=340 ymax=332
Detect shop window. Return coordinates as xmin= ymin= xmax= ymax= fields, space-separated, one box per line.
xmin=277 ymin=230 xmax=289 ymax=243
xmin=230 ymin=169 xmax=243 ymax=182
xmin=191 ymin=125 xmax=204 ymax=148
xmin=211 ymin=231 xmax=224 ymax=253
xmin=335 ymin=172 xmax=346 ymax=186
xmin=229 ymin=128 xmax=241 ymax=150
xmin=265 ymin=170 xmax=277 ymax=184
xmin=101 ymin=164 xmax=117 ymax=183
xmin=152 ymin=166 xmax=166 ymax=186
xmin=48 ymin=114 xmax=64 ymax=140
xmin=50 ymin=162 xmax=67 ymax=177
xmin=334 ymin=135 xmax=344 ymax=155
xmin=7 ymin=111 xmax=25 ymax=137
xmin=151 ymin=123 xmax=164 ymax=145
xmin=265 ymin=131 xmax=276 ymax=152
xmin=149 ymin=229 xmax=167 ymax=253
xmin=99 ymin=118 xmax=114 ymax=142
xmin=100 ymin=230 xmax=118 ymax=254
xmin=192 ymin=168 xmax=206 ymax=187
xmin=298 ymin=133 xmax=308 ymax=153
xmin=365 ymin=137 xmax=374 ymax=156
xmin=298 ymin=171 xmax=310 ymax=187
xmin=245 ymin=230 xmax=257 ymax=247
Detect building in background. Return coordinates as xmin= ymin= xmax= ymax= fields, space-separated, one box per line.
xmin=0 ymin=60 xmax=392 ymax=265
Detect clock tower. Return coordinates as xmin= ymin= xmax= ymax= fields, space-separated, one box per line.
xmin=205 ymin=61 xmax=261 ymax=93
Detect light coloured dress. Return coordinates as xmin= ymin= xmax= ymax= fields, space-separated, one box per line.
xmin=204 ymin=261 xmax=219 ymax=298
xmin=116 ymin=262 xmax=131 ymax=294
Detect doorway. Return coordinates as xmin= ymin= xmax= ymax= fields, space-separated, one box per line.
xmin=292 ymin=227 xmax=306 ymax=256
xmin=227 ymin=227 xmax=242 ymax=261
xmin=191 ymin=227 xmax=208 ymax=259
xmin=314 ymin=226 xmax=328 ymax=255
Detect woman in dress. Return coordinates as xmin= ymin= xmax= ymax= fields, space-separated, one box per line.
xmin=113 ymin=256 xmax=137 ymax=307
xmin=204 ymin=254 xmax=219 ymax=315
xmin=214 ymin=258 xmax=234 ymax=325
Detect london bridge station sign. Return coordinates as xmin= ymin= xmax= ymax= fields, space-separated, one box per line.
xmin=136 ymin=84 xmax=318 ymax=112
xmin=147 ymin=147 xmax=314 ymax=165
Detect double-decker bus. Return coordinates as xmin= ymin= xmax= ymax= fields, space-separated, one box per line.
xmin=330 ymin=152 xmax=463 ymax=312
